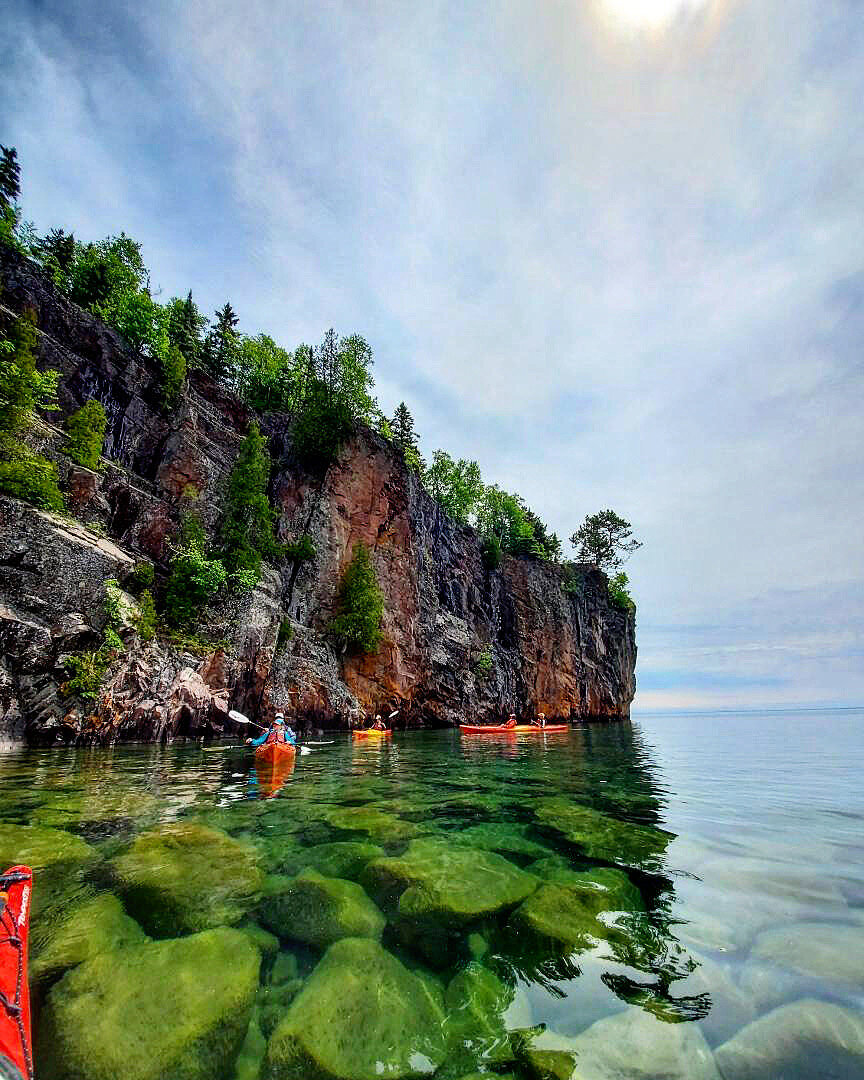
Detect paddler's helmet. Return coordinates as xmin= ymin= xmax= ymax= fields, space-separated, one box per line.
xmin=274 ymin=713 xmax=285 ymax=722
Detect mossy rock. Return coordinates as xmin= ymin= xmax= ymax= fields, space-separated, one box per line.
xmin=362 ymin=839 xmax=537 ymax=926
xmin=510 ymin=883 xmax=607 ymax=953
xmin=31 ymin=892 xmax=148 ymax=984
xmin=280 ymin=841 xmax=385 ymax=880
xmin=237 ymin=921 xmax=281 ymax=965
xmin=534 ymin=800 xmax=672 ymax=869
xmin=525 ymin=862 xmax=644 ymax=915
xmin=0 ymin=823 xmax=95 ymax=869
xmin=324 ymin=806 xmax=420 ymax=844
xmin=445 ymin=962 xmax=516 ymax=1072
xmin=266 ymin=937 xmax=448 ymax=1080
xmin=259 ymin=869 xmax=385 ymax=948
xmin=232 ymin=1015 xmax=268 ymax=1080
xmin=453 ymin=824 xmax=553 ymax=860
xmin=112 ymin=822 xmax=264 ymax=936
xmin=39 ymin=928 xmax=261 ymax=1080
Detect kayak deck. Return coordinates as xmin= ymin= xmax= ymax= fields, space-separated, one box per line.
xmin=352 ymin=728 xmax=392 ymax=737
xmin=460 ymin=724 xmax=570 ymax=734
xmin=0 ymin=865 xmax=33 ymax=1080
xmin=254 ymin=742 xmax=297 ymax=765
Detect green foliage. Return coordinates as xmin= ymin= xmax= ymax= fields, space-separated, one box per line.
xmin=234 ymin=333 xmax=296 ymax=411
xmin=103 ymin=627 xmax=124 ymax=652
xmin=229 ymin=568 xmax=259 ymax=593
xmin=390 ymin=402 xmax=424 ymax=472
xmin=159 ymin=345 xmax=186 ymax=410
xmin=481 ymin=535 xmax=502 ymax=571
xmin=561 ymin=563 xmax=585 ymax=598
xmin=135 ymin=589 xmax=156 ymax=641
xmin=473 ymin=648 xmax=493 ymax=676
xmin=293 ymin=378 xmax=354 ymax=468
xmin=165 ymin=292 xmax=206 ymax=370
xmin=475 ymin=485 xmax=558 ymax=561
xmin=104 ymin=579 xmax=124 ymax=632
xmin=569 ymin=509 xmax=642 ymax=572
xmin=328 ymin=542 xmax=384 ymax=656
xmin=61 ymin=649 xmax=111 ymax=701
xmin=424 ymin=451 xmax=484 ymax=524
xmin=0 ymin=309 xmax=59 ymax=435
xmin=36 ymin=228 xmax=76 ymax=288
xmin=276 ymin=617 xmax=293 ymax=650
xmin=128 ymin=561 xmax=155 ymax=594
xmin=283 ymin=534 xmax=316 ymax=562
xmin=0 ymin=438 xmax=65 ymax=511
xmin=65 ymin=399 xmax=106 ymax=470
xmin=608 ymin=572 xmax=636 ymax=615
xmin=164 ymin=517 xmax=228 ymax=630
xmin=0 ymin=146 xmax=22 ymax=251
xmin=220 ymin=422 xmax=276 ymax=576
xmin=202 ymin=302 xmax=240 ymax=382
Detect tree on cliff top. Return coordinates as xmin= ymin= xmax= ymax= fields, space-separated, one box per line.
xmin=328 ymin=542 xmax=384 ymax=655
xmin=391 ymin=402 xmax=424 ymax=472
xmin=203 ymin=302 xmax=240 ymax=383
xmin=569 ymin=510 xmax=641 ymax=572
xmin=424 ymin=450 xmax=484 ymax=524
xmin=220 ymin=422 xmax=276 ymax=576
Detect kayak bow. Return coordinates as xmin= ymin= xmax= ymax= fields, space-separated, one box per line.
xmin=254 ymin=742 xmax=297 ymax=765
xmin=0 ymin=866 xmax=33 ymax=1080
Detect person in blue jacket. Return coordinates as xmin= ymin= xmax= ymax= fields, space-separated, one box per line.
xmin=246 ymin=712 xmax=297 ymax=747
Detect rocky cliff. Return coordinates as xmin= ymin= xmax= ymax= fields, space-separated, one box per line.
xmin=0 ymin=247 xmax=636 ymax=744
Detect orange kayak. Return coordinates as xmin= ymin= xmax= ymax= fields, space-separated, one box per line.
xmin=352 ymin=728 xmax=392 ymax=738
xmin=0 ymin=866 xmax=33 ymax=1080
xmin=460 ymin=723 xmax=570 ymax=734
xmin=255 ymin=742 xmax=297 ymax=765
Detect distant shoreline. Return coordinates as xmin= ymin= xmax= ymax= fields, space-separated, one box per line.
xmin=632 ymin=705 xmax=863 ymax=716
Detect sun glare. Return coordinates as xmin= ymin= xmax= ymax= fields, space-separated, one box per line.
xmin=602 ymin=0 xmax=709 ymax=29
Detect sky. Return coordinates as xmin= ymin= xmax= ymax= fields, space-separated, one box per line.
xmin=4 ymin=0 xmax=863 ymax=711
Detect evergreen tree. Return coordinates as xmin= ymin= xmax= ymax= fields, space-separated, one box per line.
xmin=328 ymin=542 xmax=384 ymax=655
xmin=390 ymin=402 xmax=424 ymax=471
xmin=160 ymin=345 xmax=186 ymax=410
xmin=167 ymin=291 xmax=206 ymax=369
xmin=0 ymin=147 xmax=20 ymax=210
xmin=0 ymin=309 xmax=58 ymax=434
xmin=38 ymin=228 xmax=77 ymax=284
xmin=203 ymin=302 xmax=240 ymax=382
xmin=65 ymin=399 xmax=107 ymax=470
xmin=569 ymin=510 xmax=642 ymax=572
xmin=220 ymin=422 xmax=276 ymax=575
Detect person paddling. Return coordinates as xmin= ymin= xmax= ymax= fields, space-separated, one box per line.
xmin=246 ymin=712 xmax=296 ymax=748
xmin=504 ymin=712 xmax=517 ymax=729
xmin=532 ymin=711 xmax=547 ymax=729
xmin=370 ymin=714 xmax=386 ymax=731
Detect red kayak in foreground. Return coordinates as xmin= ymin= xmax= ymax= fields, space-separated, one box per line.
xmin=460 ymin=723 xmax=570 ymax=734
xmin=255 ymin=742 xmax=297 ymax=766
xmin=0 ymin=866 xmax=33 ymax=1080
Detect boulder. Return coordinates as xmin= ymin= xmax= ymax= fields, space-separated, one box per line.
xmin=0 ymin=823 xmax=95 ymax=869
xmin=266 ymin=937 xmax=448 ymax=1080
xmin=31 ymin=892 xmax=148 ymax=984
xmin=453 ymin=824 xmax=553 ymax=860
xmin=111 ymin=821 xmax=263 ymax=935
xmin=750 ymin=921 xmax=864 ymax=989
xmin=39 ymin=928 xmax=261 ymax=1080
xmin=714 ymin=999 xmax=864 ymax=1080
xmin=259 ymin=869 xmax=385 ymax=948
xmin=279 ymin=841 xmax=385 ymax=880
xmin=325 ymin=806 xmax=420 ymax=844
xmin=445 ymin=962 xmax=516 ymax=1072
xmin=534 ymin=800 xmax=671 ymax=870
xmin=362 ymin=839 xmax=537 ymax=925
xmin=232 ymin=1016 xmax=268 ymax=1080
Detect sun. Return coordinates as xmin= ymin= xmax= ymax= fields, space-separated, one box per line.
xmin=601 ymin=0 xmax=709 ymax=29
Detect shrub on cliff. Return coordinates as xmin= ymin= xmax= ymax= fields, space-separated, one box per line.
xmin=165 ymin=516 xmax=228 ymax=629
xmin=0 ymin=309 xmax=59 ymax=434
xmin=65 ymin=399 xmax=107 ymax=470
xmin=136 ymin=589 xmax=157 ymax=641
xmin=328 ymin=542 xmax=384 ymax=655
xmin=0 ymin=439 xmax=65 ymax=511
xmin=160 ymin=344 xmax=186 ymax=411
xmin=608 ymin=572 xmax=636 ymax=616
xmin=569 ymin=510 xmax=642 ymax=572
xmin=220 ymin=422 xmax=277 ymax=577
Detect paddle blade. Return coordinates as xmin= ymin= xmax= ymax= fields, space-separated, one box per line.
xmin=229 ymin=710 xmax=250 ymax=724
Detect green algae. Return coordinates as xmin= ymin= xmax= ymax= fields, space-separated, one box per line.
xmin=280 ymin=840 xmax=385 ymax=880
xmin=453 ymin=824 xmax=554 ymax=860
xmin=39 ymin=928 xmax=261 ymax=1080
xmin=112 ymin=821 xmax=263 ymax=935
xmin=259 ymin=869 xmax=386 ymax=948
xmin=324 ymin=805 xmax=421 ymax=843
xmin=534 ymin=800 xmax=672 ymax=869
xmin=266 ymin=937 xmax=448 ymax=1080
xmin=444 ymin=962 xmax=516 ymax=1073
xmin=0 ymin=822 xmax=95 ymax=868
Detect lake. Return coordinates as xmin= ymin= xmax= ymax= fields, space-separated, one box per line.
xmin=1 ymin=709 xmax=862 ymax=1079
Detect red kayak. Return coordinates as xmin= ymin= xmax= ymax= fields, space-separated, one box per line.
xmin=460 ymin=723 xmax=570 ymax=734
xmin=255 ymin=742 xmax=297 ymax=766
xmin=0 ymin=866 xmax=33 ymax=1080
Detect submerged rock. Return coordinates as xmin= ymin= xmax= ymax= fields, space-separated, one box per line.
xmin=280 ymin=840 xmax=385 ymax=880
xmin=714 ymin=999 xmax=864 ymax=1080
xmin=31 ymin=892 xmax=148 ymax=984
xmin=0 ymin=823 xmax=95 ymax=869
xmin=39 ymin=928 xmax=261 ymax=1080
xmin=453 ymin=824 xmax=553 ymax=860
xmin=362 ymin=839 xmax=537 ymax=925
xmin=266 ymin=937 xmax=448 ymax=1080
xmin=112 ymin=821 xmax=263 ymax=935
xmin=232 ymin=1015 xmax=268 ymax=1080
xmin=445 ymin=962 xmax=516 ymax=1072
xmin=325 ymin=806 xmax=420 ymax=844
xmin=259 ymin=869 xmax=385 ymax=948
xmin=534 ymin=801 xmax=671 ymax=870
xmin=750 ymin=921 xmax=864 ymax=989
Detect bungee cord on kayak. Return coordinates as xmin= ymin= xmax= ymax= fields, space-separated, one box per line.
xmin=0 ymin=868 xmax=33 ymax=1080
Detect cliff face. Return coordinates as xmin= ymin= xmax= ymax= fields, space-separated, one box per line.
xmin=0 ymin=247 xmax=636 ymax=743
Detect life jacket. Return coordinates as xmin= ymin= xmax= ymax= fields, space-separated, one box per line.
xmin=264 ymin=726 xmax=287 ymax=745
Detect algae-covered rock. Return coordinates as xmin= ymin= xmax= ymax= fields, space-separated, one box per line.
xmin=266 ymin=937 xmax=448 ymax=1080
xmin=526 ymin=863 xmax=644 ymax=913
xmin=445 ymin=962 xmax=516 ymax=1071
xmin=39 ymin=927 xmax=261 ymax=1080
xmin=259 ymin=869 xmax=385 ymax=948
xmin=510 ymin=884 xmax=607 ymax=953
xmin=534 ymin=801 xmax=671 ymax=870
xmin=362 ymin=839 xmax=537 ymax=926
xmin=31 ymin=892 xmax=148 ymax=984
xmin=280 ymin=841 xmax=385 ymax=880
xmin=453 ymin=824 xmax=553 ymax=860
xmin=325 ymin=806 xmax=420 ymax=844
xmin=714 ymin=999 xmax=864 ymax=1080
xmin=0 ymin=823 xmax=95 ymax=869
xmin=232 ymin=1015 xmax=268 ymax=1080
xmin=238 ymin=922 xmax=281 ymax=964
xmin=112 ymin=821 xmax=263 ymax=935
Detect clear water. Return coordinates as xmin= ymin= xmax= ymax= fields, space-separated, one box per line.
xmin=2 ymin=709 xmax=863 ymax=1079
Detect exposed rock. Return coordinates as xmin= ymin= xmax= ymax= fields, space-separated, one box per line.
xmin=259 ymin=869 xmax=386 ymax=948
xmin=714 ymin=999 xmax=864 ymax=1080
xmin=266 ymin=937 xmax=448 ymax=1080
xmin=38 ymin=928 xmax=260 ymax=1080
xmin=111 ymin=821 xmax=263 ymax=935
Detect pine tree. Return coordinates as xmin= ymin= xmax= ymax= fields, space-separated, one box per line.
xmin=327 ymin=542 xmax=384 ymax=655
xmin=0 ymin=147 xmax=20 ymax=210
xmin=167 ymin=291 xmax=205 ymax=369
xmin=220 ymin=422 xmax=276 ymax=575
xmin=390 ymin=402 xmax=423 ymax=472
xmin=203 ymin=302 xmax=239 ymax=382
xmin=39 ymin=228 xmax=77 ymax=278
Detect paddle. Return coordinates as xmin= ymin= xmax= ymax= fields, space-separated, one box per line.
xmin=229 ymin=709 xmax=316 ymax=756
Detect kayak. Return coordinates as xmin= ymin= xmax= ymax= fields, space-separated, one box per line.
xmin=460 ymin=723 xmax=570 ymax=734
xmin=352 ymin=728 xmax=392 ymax=738
xmin=255 ymin=742 xmax=297 ymax=765
xmin=0 ymin=865 xmax=33 ymax=1080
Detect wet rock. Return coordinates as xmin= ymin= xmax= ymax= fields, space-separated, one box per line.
xmin=714 ymin=999 xmax=864 ymax=1080
xmin=445 ymin=962 xmax=516 ymax=1072
xmin=750 ymin=921 xmax=864 ymax=989
xmin=534 ymin=800 xmax=671 ymax=870
xmin=0 ymin=823 xmax=95 ymax=870
xmin=454 ymin=824 xmax=554 ymax=860
xmin=237 ymin=922 xmax=281 ymax=966
xmin=31 ymin=892 xmax=148 ymax=984
xmin=362 ymin=839 xmax=537 ymax=925
xmin=279 ymin=840 xmax=385 ymax=880
xmin=570 ymin=1006 xmax=721 ymax=1080
xmin=232 ymin=1015 xmax=268 ymax=1080
xmin=664 ymin=949 xmax=756 ymax=1047
xmin=259 ymin=869 xmax=386 ymax=948
xmin=266 ymin=937 xmax=448 ymax=1080
xmin=39 ymin=927 xmax=260 ymax=1080
xmin=112 ymin=821 xmax=263 ymax=935
xmin=325 ymin=805 xmax=421 ymax=844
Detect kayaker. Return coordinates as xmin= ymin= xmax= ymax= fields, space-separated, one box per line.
xmin=505 ymin=712 xmax=517 ymax=729
xmin=532 ymin=711 xmax=547 ymax=729
xmin=371 ymin=714 xmax=386 ymax=731
xmin=246 ymin=713 xmax=296 ymax=748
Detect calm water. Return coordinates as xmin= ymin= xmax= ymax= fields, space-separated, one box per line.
xmin=2 ymin=710 xmax=863 ymax=1079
